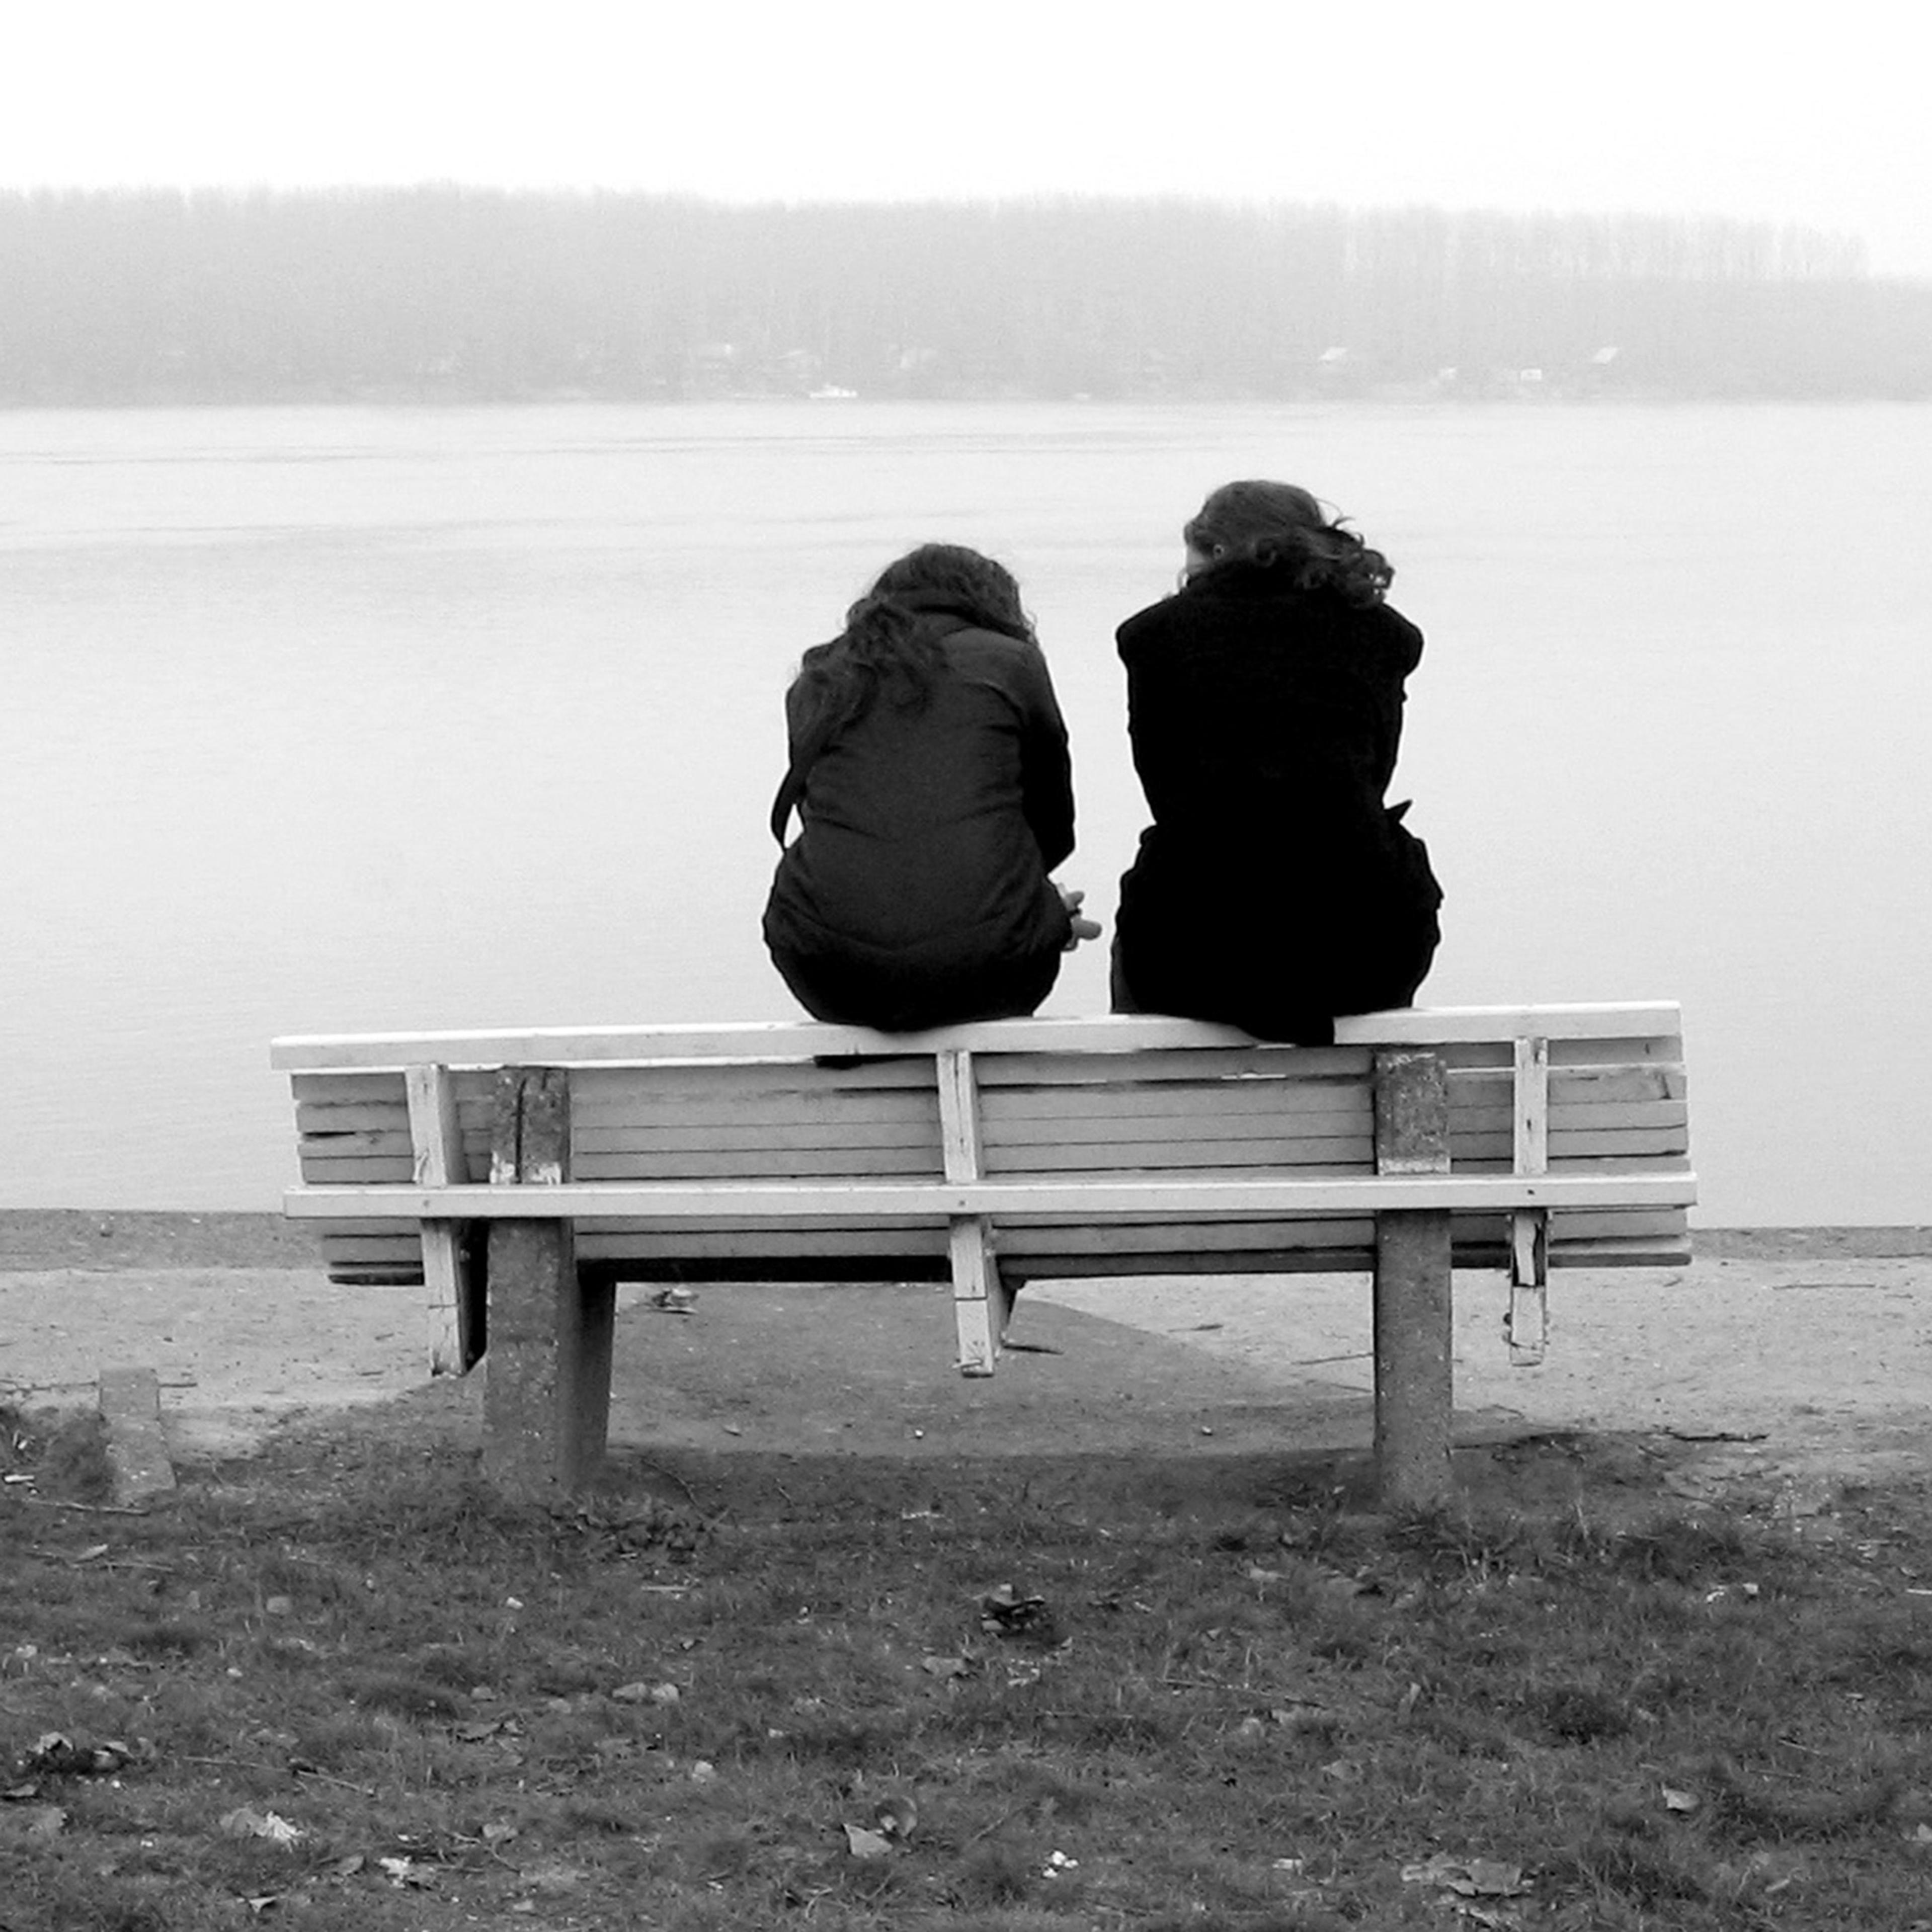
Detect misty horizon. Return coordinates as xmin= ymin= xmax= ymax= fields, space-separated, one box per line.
xmin=6 ymin=188 xmax=1926 ymax=409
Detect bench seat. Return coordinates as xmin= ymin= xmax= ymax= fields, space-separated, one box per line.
xmin=273 ymin=1005 xmax=1694 ymax=1502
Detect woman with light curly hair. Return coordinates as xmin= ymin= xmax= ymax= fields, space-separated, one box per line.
xmin=1110 ymin=480 xmax=1443 ymax=1044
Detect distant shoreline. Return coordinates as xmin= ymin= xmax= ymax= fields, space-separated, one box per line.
xmin=8 ymin=391 xmax=1932 ymax=412
xmin=2 ymin=1210 xmax=1926 ymax=1273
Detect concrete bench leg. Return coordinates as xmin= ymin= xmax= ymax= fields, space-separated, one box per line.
xmin=480 ymin=1066 xmax=613 ymax=1497
xmin=1374 ymin=1211 xmax=1454 ymax=1507
xmin=1373 ymin=1050 xmax=1454 ymax=1508
xmin=482 ymin=1221 xmax=614 ymax=1496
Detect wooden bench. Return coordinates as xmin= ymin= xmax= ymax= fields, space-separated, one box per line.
xmin=272 ymin=1003 xmax=1695 ymax=1505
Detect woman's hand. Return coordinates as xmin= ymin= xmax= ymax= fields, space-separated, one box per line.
xmin=1058 ymin=885 xmax=1103 ymax=951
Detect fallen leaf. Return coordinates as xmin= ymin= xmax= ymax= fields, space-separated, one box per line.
xmin=1661 ymin=1785 xmax=1701 ymax=1814
xmin=1401 ymin=1853 xmax=1528 ymax=1898
xmin=220 ymin=1807 xmax=304 ymax=1847
xmin=1452 ymin=1859 xmax=1528 ymax=1898
xmin=844 ymin=1823 xmax=892 ymax=1860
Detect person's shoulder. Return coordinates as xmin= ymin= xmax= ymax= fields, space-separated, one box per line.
xmin=943 ymin=625 xmax=1062 ymax=695
xmin=944 ymin=622 xmax=1031 ymax=651
xmin=1356 ymin=598 xmax=1424 ymax=666
xmin=1115 ymin=593 xmax=1186 ymax=655
xmin=944 ymin=624 xmax=1045 ymax=670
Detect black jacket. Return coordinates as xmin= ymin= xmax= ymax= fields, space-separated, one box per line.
xmin=1112 ymin=561 xmax=1442 ymax=1043
xmin=764 ymin=617 xmax=1075 ymax=1028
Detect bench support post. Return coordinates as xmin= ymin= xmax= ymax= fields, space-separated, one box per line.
xmin=1507 ymin=1034 xmax=1551 ymax=1364
xmin=406 ymin=1064 xmax=484 ymax=1374
xmin=1373 ymin=1049 xmax=1454 ymax=1508
xmin=481 ymin=1067 xmax=612 ymax=1497
xmin=937 ymin=1049 xmax=1011 ymax=1375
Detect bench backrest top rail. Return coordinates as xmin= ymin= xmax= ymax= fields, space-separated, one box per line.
xmin=272 ymin=1004 xmax=1685 ymax=1073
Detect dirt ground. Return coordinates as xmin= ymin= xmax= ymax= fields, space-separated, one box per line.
xmin=4 ymin=1213 xmax=1928 ymax=1514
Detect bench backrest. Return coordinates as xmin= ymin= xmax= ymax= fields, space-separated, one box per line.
xmin=275 ymin=1007 xmax=1691 ymax=1285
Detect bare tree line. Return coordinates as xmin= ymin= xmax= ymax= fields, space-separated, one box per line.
xmin=2 ymin=187 xmax=1925 ymax=403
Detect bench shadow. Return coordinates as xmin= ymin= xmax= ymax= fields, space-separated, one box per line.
xmin=599 ymin=1281 xmax=1669 ymax=1523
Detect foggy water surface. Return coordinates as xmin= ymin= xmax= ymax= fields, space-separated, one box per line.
xmin=5 ymin=401 xmax=1927 ymax=1224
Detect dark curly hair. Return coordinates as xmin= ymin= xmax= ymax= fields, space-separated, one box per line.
xmin=790 ymin=543 xmax=1035 ymax=738
xmin=1183 ymin=479 xmax=1394 ymax=608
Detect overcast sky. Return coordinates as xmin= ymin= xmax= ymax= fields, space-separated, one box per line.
xmin=5 ymin=0 xmax=1927 ymax=279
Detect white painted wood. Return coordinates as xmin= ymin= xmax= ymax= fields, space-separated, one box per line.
xmin=284 ymin=1002 xmax=1695 ymax=1407
xmin=982 ymin=1083 xmax=1371 ymax=1124
xmin=272 ymin=1003 xmax=1686 ymax=1070
xmin=977 ymin=1045 xmax=1373 ymax=1085
xmin=1452 ymin=1064 xmax=1686 ymax=1103
xmin=936 ymin=1049 xmax=1010 ymax=1372
xmin=1545 ymin=1034 xmax=1682 ymax=1067
xmin=292 ymin=1125 xmax=1687 ymax=1178
xmin=573 ymin=1148 xmax=944 ymax=1179
xmin=936 ymin=1051 xmax=984 ymax=1184
xmin=405 ymin=1064 xmax=473 ymax=1376
xmin=1508 ymin=1035 xmax=1552 ymax=1366
xmin=1458 ymin=1131 xmax=1689 ymax=1164
xmin=950 ymin=1220 xmax=1002 ymax=1374
xmin=985 ymin=1137 xmax=1377 ymax=1171
xmin=1455 ymin=1099 xmax=1688 ymax=1132
xmin=312 ymin=1205 xmax=1692 ymax=1269
xmin=297 ymin=1093 xmax=1689 ymax=1152
xmin=573 ymin=1102 xmax=941 ymax=1137
xmin=283 ymin=1169 xmax=1697 ymax=1221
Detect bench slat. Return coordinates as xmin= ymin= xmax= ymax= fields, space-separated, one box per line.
xmin=283 ymin=1170 xmax=1695 ymax=1221
xmin=294 ymin=1117 xmax=1686 ymax=1181
xmin=292 ymin=1102 xmax=1685 ymax=1165
xmin=315 ymin=1199 xmax=1686 ymax=1258
xmin=271 ymin=1004 xmax=1687 ymax=1071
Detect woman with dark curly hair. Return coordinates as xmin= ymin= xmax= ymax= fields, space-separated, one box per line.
xmin=1110 ymin=480 xmax=1443 ymax=1044
xmin=764 ymin=543 xmax=1097 ymax=1031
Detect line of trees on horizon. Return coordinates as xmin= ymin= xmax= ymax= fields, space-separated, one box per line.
xmin=3 ymin=187 xmax=1928 ymax=405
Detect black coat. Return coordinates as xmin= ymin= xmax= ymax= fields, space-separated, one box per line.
xmin=1111 ymin=561 xmax=1442 ymax=1044
xmin=764 ymin=618 xmax=1076 ymax=1030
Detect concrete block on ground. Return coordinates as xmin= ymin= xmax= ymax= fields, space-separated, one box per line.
xmin=98 ymin=1366 xmax=177 ymax=1504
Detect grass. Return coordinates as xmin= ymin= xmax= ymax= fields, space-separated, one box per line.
xmin=3 ymin=1403 xmax=1930 ymax=1930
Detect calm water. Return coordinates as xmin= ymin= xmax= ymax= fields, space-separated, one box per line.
xmin=4 ymin=401 xmax=1928 ymax=1225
